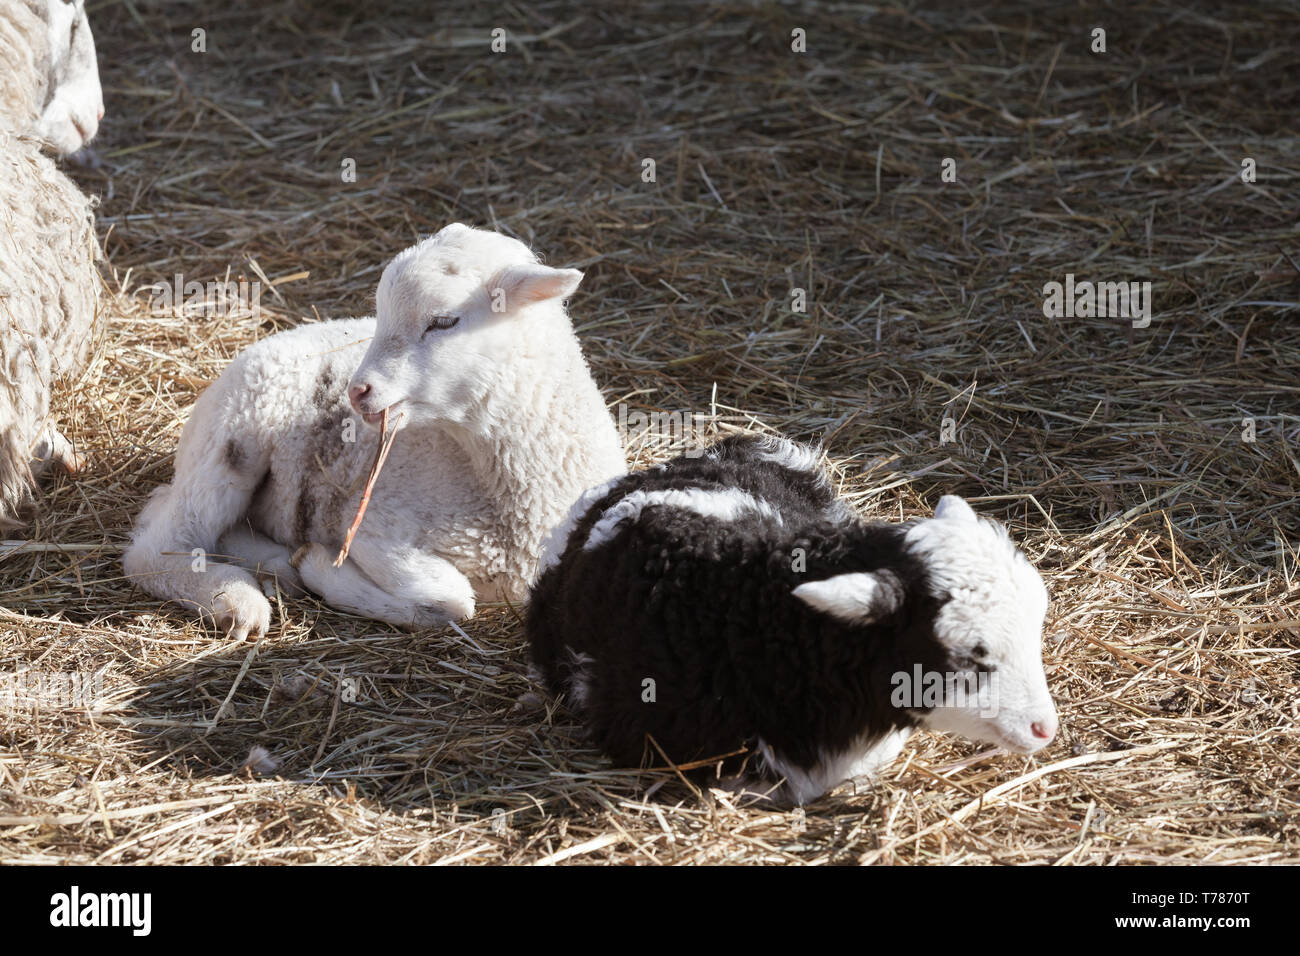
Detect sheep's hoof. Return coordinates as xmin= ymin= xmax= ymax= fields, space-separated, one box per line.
xmin=30 ymin=429 xmax=86 ymax=477
xmin=289 ymin=544 xmax=312 ymax=569
xmin=61 ymin=451 xmax=87 ymax=475
xmin=211 ymin=586 xmax=272 ymax=642
xmin=412 ymin=597 xmax=475 ymax=629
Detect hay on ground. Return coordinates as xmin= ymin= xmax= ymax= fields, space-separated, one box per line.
xmin=0 ymin=0 xmax=1297 ymax=864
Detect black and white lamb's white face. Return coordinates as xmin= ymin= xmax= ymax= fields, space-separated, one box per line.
xmin=792 ymin=495 xmax=1057 ymax=754
xmin=902 ymin=495 xmax=1056 ymax=753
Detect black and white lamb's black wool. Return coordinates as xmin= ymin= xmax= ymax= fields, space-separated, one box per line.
xmin=527 ymin=434 xmax=1058 ymax=805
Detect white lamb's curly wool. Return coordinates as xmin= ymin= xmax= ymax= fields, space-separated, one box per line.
xmin=0 ymin=125 xmax=100 ymax=527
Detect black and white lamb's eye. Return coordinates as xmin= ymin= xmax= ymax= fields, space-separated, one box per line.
xmin=423 ymin=314 xmax=460 ymax=335
xmin=955 ymin=644 xmax=996 ymax=672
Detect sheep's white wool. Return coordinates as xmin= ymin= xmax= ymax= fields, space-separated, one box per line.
xmin=792 ymin=570 xmax=903 ymax=624
xmin=537 ymin=473 xmax=625 ymax=574
xmin=0 ymin=128 xmax=100 ymax=527
xmin=582 ymin=486 xmax=782 ymax=552
xmin=124 ymin=224 xmax=627 ymax=638
xmin=751 ymin=435 xmax=823 ymax=474
xmin=903 ymin=497 xmax=1055 ymax=753
xmin=756 ymin=727 xmax=913 ymax=806
xmin=0 ymin=2 xmax=104 ymax=527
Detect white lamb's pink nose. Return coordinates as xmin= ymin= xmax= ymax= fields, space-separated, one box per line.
xmin=348 ymin=383 xmax=372 ymax=411
xmin=1031 ymin=717 xmax=1057 ymax=741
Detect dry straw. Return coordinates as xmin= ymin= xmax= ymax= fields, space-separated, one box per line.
xmin=0 ymin=1 xmax=1296 ymax=864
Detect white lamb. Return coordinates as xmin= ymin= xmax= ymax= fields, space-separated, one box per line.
xmin=124 ymin=224 xmax=628 ymax=640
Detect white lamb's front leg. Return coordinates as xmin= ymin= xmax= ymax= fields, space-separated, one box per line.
xmin=290 ymin=541 xmax=476 ymax=629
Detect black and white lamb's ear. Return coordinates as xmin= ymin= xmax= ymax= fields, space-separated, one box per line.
xmin=491 ymin=263 xmax=584 ymax=309
xmin=933 ymin=495 xmax=977 ymax=523
xmin=792 ymin=571 xmax=902 ymax=625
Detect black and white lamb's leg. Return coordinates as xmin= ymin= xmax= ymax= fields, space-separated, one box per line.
xmin=740 ymin=727 xmax=914 ymax=807
xmin=290 ymin=538 xmax=475 ymax=629
xmin=122 ymin=396 xmax=273 ymax=640
xmin=843 ymin=728 xmax=913 ymax=782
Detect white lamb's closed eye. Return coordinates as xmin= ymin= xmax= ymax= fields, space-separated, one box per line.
xmin=792 ymin=571 xmax=902 ymax=624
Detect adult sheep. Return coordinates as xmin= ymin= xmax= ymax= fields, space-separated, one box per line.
xmin=0 ymin=0 xmax=105 ymax=528
xmin=124 ymin=224 xmax=628 ymax=640
xmin=528 ymin=435 xmax=1059 ymax=805
xmin=0 ymin=0 xmax=104 ymax=153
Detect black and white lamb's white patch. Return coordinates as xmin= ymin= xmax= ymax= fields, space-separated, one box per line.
xmin=527 ymin=434 xmax=1058 ymax=806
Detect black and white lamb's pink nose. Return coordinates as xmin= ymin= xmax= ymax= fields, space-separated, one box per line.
xmin=1031 ymin=715 xmax=1058 ymax=742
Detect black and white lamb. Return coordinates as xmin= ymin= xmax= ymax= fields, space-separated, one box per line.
xmin=527 ymin=435 xmax=1058 ymax=805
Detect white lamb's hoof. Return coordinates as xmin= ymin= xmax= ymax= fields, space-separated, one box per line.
xmin=411 ymin=593 xmax=475 ymax=630
xmin=289 ymin=543 xmax=313 ymax=569
xmin=211 ymin=584 xmax=272 ymax=641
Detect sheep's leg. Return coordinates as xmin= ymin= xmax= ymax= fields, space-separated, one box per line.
xmin=844 ymin=727 xmax=912 ymax=780
xmin=215 ymin=525 xmax=306 ymax=598
xmin=290 ymin=541 xmax=475 ymax=629
xmin=122 ymin=427 xmax=272 ymax=640
xmin=30 ymin=427 xmax=85 ymax=477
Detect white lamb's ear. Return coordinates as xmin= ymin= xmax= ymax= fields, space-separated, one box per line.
xmin=492 ymin=263 xmax=584 ymax=309
xmin=934 ymin=495 xmax=977 ymax=523
xmin=792 ymin=571 xmax=901 ymax=625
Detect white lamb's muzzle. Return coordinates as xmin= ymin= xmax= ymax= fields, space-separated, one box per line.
xmin=348 ymin=385 xmax=401 ymax=426
xmin=348 ymin=377 xmax=414 ymax=430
